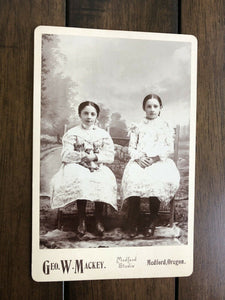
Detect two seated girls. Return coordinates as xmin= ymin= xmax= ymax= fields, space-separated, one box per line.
xmin=50 ymin=95 xmax=180 ymax=237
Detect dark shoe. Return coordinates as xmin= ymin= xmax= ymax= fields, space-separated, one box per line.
xmin=144 ymin=223 xmax=155 ymax=237
xmin=96 ymin=221 xmax=104 ymax=236
xmin=128 ymin=226 xmax=138 ymax=238
xmin=77 ymin=220 xmax=86 ymax=236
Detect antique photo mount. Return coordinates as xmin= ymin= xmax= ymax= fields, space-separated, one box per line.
xmin=32 ymin=26 xmax=197 ymax=282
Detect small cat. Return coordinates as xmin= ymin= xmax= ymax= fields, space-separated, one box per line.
xmin=74 ymin=142 xmax=99 ymax=172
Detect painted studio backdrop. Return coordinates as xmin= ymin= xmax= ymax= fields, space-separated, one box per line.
xmin=40 ymin=32 xmax=191 ymax=249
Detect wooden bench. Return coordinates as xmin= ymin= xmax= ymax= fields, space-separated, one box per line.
xmin=57 ymin=125 xmax=180 ymax=229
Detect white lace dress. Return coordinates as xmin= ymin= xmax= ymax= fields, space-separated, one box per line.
xmin=121 ymin=117 xmax=180 ymax=204
xmin=50 ymin=124 xmax=117 ymax=210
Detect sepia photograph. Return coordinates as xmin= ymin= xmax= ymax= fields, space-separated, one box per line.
xmin=32 ymin=26 xmax=197 ymax=281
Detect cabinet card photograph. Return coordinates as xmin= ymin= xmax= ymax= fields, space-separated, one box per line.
xmin=32 ymin=26 xmax=197 ymax=281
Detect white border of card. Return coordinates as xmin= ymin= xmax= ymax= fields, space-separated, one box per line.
xmin=32 ymin=26 xmax=197 ymax=282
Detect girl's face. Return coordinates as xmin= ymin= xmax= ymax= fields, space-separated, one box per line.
xmin=80 ymin=105 xmax=98 ymax=127
xmin=144 ymin=98 xmax=161 ymax=120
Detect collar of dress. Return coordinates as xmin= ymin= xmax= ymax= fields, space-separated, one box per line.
xmin=80 ymin=123 xmax=97 ymax=130
xmin=143 ymin=117 xmax=161 ymax=124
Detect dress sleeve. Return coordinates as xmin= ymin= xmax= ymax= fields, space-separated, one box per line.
xmin=95 ymin=133 xmax=115 ymax=164
xmin=61 ymin=132 xmax=86 ymax=163
xmin=158 ymin=122 xmax=175 ymax=161
xmin=128 ymin=124 xmax=142 ymax=160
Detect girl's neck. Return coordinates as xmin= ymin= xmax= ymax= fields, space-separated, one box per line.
xmin=81 ymin=122 xmax=94 ymax=130
xmin=145 ymin=115 xmax=160 ymax=121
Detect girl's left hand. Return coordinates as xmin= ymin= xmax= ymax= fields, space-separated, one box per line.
xmin=144 ymin=157 xmax=154 ymax=167
xmin=136 ymin=156 xmax=154 ymax=168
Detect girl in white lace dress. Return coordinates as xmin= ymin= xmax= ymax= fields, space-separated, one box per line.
xmin=121 ymin=94 xmax=180 ymax=237
xmin=50 ymin=101 xmax=117 ymax=236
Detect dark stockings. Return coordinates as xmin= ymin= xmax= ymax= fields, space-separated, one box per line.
xmin=146 ymin=197 xmax=160 ymax=236
xmin=95 ymin=202 xmax=105 ymax=235
xmin=77 ymin=201 xmax=105 ymax=236
xmin=77 ymin=200 xmax=87 ymax=235
xmin=127 ymin=196 xmax=140 ymax=237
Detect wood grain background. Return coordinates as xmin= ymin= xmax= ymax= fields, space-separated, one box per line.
xmin=0 ymin=0 xmax=224 ymax=299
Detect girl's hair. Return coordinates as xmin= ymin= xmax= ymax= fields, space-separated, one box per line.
xmin=142 ymin=94 xmax=163 ymax=110
xmin=78 ymin=101 xmax=100 ymax=117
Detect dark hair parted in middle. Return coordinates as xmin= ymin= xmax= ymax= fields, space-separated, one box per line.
xmin=78 ymin=101 xmax=100 ymax=117
xmin=142 ymin=94 xmax=163 ymax=110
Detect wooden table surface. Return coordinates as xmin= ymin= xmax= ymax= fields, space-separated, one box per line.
xmin=0 ymin=1 xmax=224 ymax=299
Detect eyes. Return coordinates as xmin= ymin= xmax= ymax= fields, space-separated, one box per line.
xmin=146 ymin=104 xmax=159 ymax=109
xmin=81 ymin=111 xmax=97 ymax=117
xmin=83 ymin=112 xmax=96 ymax=116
